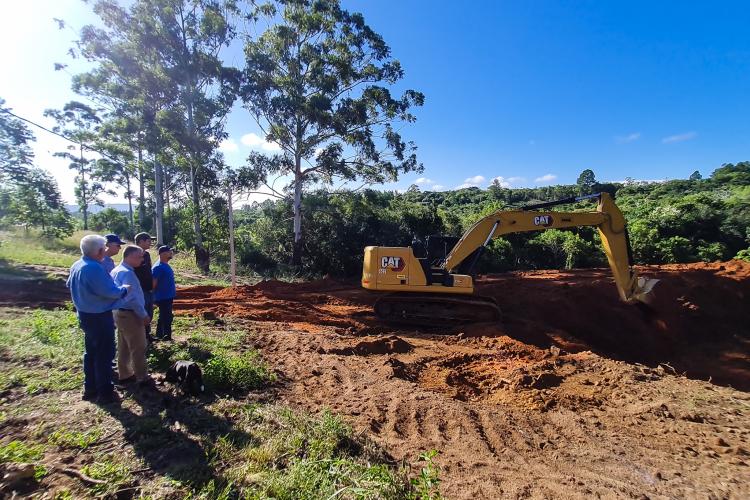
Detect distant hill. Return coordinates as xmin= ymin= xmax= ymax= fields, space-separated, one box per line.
xmin=65 ymin=204 xmax=130 ymax=214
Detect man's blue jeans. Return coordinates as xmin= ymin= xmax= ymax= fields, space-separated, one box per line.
xmin=79 ymin=311 xmax=116 ymax=396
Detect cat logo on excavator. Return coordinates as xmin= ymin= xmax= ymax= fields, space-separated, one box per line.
xmin=380 ymin=256 xmax=406 ymax=272
xmin=534 ymin=215 xmax=553 ymax=226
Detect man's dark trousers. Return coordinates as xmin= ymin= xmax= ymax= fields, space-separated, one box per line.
xmin=144 ymin=291 xmax=154 ymax=336
xmin=155 ymin=298 xmax=173 ymax=339
xmin=79 ymin=311 xmax=116 ymax=397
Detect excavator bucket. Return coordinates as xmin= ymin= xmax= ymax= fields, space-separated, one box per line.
xmin=628 ymin=276 xmax=660 ymax=305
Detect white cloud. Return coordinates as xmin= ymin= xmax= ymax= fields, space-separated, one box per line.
xmin=616 ymin=132 xmax=641 ymax=144
xmin=662 ymin=131 xmax=697 ymax=144
xmin=219 ymin=138 xmax=239 ymax=153
xmin=430 ymin=184 xmax=445 ymax=191
xmin=415 ymin=177 xmax=434 ymax=185
xmin=534 ymin=174 xmax=557 ymax=184
xmin=241 ymin=132 xmax=282 ymax=152
xmin=464 ymin=175 xmax=486 ymax=185
xmin=455 ymin=175 xmax=486 ymax=189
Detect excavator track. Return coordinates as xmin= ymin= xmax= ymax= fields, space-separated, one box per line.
xmin=373 ymin=292 xmax=501 ymax=327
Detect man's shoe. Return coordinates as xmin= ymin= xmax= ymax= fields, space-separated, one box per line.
xmin=82 ymin=390 xmax=97 ymax=401
xmin=96 ymin=391 xmax=121 ymax=405
xmin=115 ymin=375 xmax=136 ymax=386
xmin=146 ymin=334 xmax=157 ymax=344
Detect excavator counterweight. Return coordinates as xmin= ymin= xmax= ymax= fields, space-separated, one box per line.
xmin=362 ymin=192 xmax=657 ymax=325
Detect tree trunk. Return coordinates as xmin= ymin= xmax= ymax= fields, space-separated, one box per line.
xmin=190 ymin=162 xmax=209 ymax=273
xmin=227 ymin=183 xmax=236 ymax=287
xmin=126 ymin=173 xmax=134 ymax=235
xmin=165 ymin=169 xmax=172 ymax=242
xmin=154 ymin=158 xmax=164 ymax=245
xmin=137 ymin=145 xmax=145 ymax=229
xmin=291 ymin=156 xmax=303 ymax=267
xmin=80 ymin=144 xmax=89 ymax=230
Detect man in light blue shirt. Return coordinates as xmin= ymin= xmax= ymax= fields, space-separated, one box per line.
xmin=102 ymin=234 xmax=124 ymax=275
xmin=111 ymin=245 xmax=153 ymax=387
xmin=67 ymin=235 xmax=130 ymax=404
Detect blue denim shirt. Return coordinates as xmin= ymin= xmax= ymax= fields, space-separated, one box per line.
xmin=66 ymin=256 xmax=128 ymax=314
xmin=111 ymin=263 xmax=148 ymax=319
xmin=101 ymin=255 xmax=115 ymax=275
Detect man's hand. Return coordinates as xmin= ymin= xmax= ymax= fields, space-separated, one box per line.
xmin=143 ymin=316 xmax=152 ymax=326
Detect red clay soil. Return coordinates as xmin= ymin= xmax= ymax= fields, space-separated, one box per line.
xmin=175 ymin=260 xmax=750 ymax=390
xmin=172 ymin=261 xmax=750 ymax=498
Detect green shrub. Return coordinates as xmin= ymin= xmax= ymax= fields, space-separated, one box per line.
xmin=735 ymin=248 xmax=750 ymax=262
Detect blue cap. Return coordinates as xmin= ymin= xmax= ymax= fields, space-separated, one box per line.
xmin=105 ymin=234 xmax=124 ymax=245
xmin=158 ymin=245 xmax=173 ymax=254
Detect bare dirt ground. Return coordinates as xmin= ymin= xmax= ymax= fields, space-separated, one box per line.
xmin=174 ymin=261 xmax=750 ymax=498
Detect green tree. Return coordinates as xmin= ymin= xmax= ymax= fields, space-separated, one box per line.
xmin=0 ymin=99 xmax=73 ymax=237
xmin=689 ymin=170 xmax=702 ymax=181
xmin=576 ymin=169 xmax=597 ymax=195
xmin=44 ymin=101 xmax=107 ymax=229
xmin=0 ymin=98 xmax=35 ymax=182
xmin=71 ymin=0 xmax=240 ymax=271
xmin=240 ymin=0 xmax=424 ymax=266
xmin=89 ymin=207 xmax=131 ymax=237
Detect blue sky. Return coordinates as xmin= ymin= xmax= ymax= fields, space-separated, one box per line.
xmin=1 ymin=0 xmax=749 ymax=203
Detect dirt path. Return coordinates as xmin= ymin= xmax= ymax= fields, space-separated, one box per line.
xmin=174 ymin=261 xmax=750 ymax=498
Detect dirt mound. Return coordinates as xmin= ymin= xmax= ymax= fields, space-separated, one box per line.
xmin=175 ymin=260 xmax=750 ymax=389
xmin=327 ymin=335 xmax=414 ymax=356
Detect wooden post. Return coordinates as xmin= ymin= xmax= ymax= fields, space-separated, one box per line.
xmin=227 ymin=182 xmax=236 ymax=287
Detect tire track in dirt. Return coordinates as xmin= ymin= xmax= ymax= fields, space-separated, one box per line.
xmin=173 ymin=262 xmax=750 ymax=498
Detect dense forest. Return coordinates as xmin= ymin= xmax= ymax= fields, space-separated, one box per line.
xmin=1 ymin=0 xmax=748 ymax=278
xmin=224 ymin=162 xmax=750 ymax=276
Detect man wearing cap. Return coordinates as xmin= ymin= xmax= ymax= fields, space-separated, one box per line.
xmin=67 ymin=234 xmax=130 ymax=404
xmin=111 ymin=245 xmax=154 ymax=387
xmin=152 ymin=245 xmax=177 ymax=341
xmin=133 ymin=232 xmax=156 ymax=343
xmin=102 ymin=234 xmax=124 ymax=275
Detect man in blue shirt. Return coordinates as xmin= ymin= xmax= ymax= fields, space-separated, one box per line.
xmin=152 ymin=245 xmax=177 ymax=341
xmin=102 ymin=234 xmax=124 ymax=275
xmin=111 ymin=245 xmax=154 ymax=388
xmin=66 ymin=235 xmax=130 ymax=404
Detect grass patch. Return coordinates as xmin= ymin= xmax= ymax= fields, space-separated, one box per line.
xmin=0 ymin=229 xmax=86 ymax=268
xmin=0 ymin=308 xmax=83 ymax=394
xmin=204 ymin=352 xmax=274 ymax=391
xmin=48 ymin=427 xmax=102 ymax=450
xmin=82 ymin=458 xmax=132 ymax=495
xmin=192 ymin=404 xmax=439 ymax=499
xmin=0 ymin=440 xmax=45 ymax=463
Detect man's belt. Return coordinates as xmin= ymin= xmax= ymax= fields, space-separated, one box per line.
xmin=117 ymin=308 xmax=134 ymax=312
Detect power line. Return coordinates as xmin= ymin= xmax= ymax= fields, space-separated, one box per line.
xmin=0 ymin=108 xmax=128 ymax=168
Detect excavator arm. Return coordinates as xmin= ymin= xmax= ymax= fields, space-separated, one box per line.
xmin=442 ymin=192 xmax=656 ymax=303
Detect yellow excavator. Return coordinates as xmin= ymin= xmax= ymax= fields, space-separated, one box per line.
xmin=361 ymin=192 xmax=658 ymax=325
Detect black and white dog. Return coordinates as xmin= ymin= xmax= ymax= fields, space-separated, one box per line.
xmin=165 ymin=361 xmax=205 ymax=395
